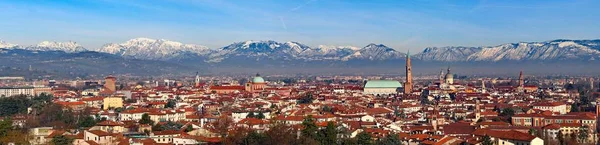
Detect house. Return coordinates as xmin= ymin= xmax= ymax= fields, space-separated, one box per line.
xmin=84 ymin=130 xmax=115 ymax=145
xmin=472 ymin=129 xmax=543 ymax=145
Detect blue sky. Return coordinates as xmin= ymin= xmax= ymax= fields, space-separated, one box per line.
xmin=0 ymin=0 xmax=599 ymax=51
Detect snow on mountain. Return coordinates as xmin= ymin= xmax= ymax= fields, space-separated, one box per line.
xmin=208 ymin=40 xmax=312 ymax=62
xmin=23 ymin=41 xmax=86 ymax=53
xmin=0 ymin=40 xmax=18 ymax=48
xmin=466 ymin=40 xmax=600 ymax=61
xmin=414 ymin=46 xmax=482 ymax=61
xmin=343 ymin=43 xmax=405 ymax=61
xmin=414 ymin=39 xmax=600 ymax=62
xmin=209 ymin=41 xmax=405 ymax=62
xmin=97 ymin=38 xmax=211 ymax=60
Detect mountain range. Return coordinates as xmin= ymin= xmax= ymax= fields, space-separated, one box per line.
xmin=1 ymin=38 xmax=599 ymax=76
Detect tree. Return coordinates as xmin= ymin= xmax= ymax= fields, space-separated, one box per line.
xmin=165 ymin=99 xmax=176 ymax=108
xmin=301 ymin=115 xmax=318 ymax=139
xmin=557 ymin=130 xmax=565 ymax=145
xmin=317 ymin=122 xmax=337 ymax=145
xmin=528 ymin=128 xmax=537 ymax=136
xmin=578 ymin=125 xmax=589 ymax=143
xmin=264 ymin=121 xmax=298 ymax=145
xmin=244 ymin=130 xmax=267 ymax=145
xmin=246 ymin=112 xmax=255 ymax=118
xmin=152 ymin=123 xmax=163 ymax=131
xmin=298 ymin=93 xmax=314 ymax=104
xmin=51 ymin=135 xmax=74 ymax=145
xmin=377 ymin=133 xmax=402 ymax=145
xmin=571 ymin=103 xmax=580 ymax=112
xmin=77 ymin=116 xmax=97 ymax=128
xmin=356 ymin=131 xmax=373 ymax=145
xmin=212 ymin=114 xmax=233 ymax=138
xmin=256 ymin=112 xmax=265 ymax=119
xmin=0 ymin=129 xmax=31 ymax=144
xmin=140 ymin=113 xmax=153 ymax=125
xmin=0 ymin=118 xmax=12 ymax=137
xmin=185 ymin=124 xmax=194 ymax=132
xmin=482 ymin=135 xmax=493 ymax=145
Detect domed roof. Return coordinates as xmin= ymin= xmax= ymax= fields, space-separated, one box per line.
xmin=252 ymin=73 xmax=265 ymax=83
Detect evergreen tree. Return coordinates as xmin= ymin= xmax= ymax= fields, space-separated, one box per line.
xmin=256 ymin=112 xmax=265 ymax=119
xmin=165 ymin=99 xmax=177 ymax=108
xmin=246 ymin=112 xmax=255 ymax=118
xmin=317 ymin=122 xmax=337 ymax=145
xmin=578 ymin=125 xmax=589 ymax=143
xmin=377 ymin=133 xmax=402 ymax=145
xmin=140 ymin=113 xmax=154 ymax=125
xmin=51 ymin=135 xmax=74 ymax=145
xmin=356 ymin=131 xmax=373 ymax=145
xmin=301 ymin=115 xmax=318 ymax=140
xmin=482 ymin=135 xmax=493 ymax=145
xmin=77 ymin=116 xmax=97 ymax=128
xmin=557 ymin=130 xmax=565 ymax=145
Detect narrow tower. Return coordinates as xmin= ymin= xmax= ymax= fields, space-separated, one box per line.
xmin=404 ymin=52 xmax=413 ymax=94
xmin=195 ymin=72 xmax=201 ymax=87
xmin=518 ymin=71 xmax=524 ymax=92
xmin=481 ymin=79 xmax=486 ymax=93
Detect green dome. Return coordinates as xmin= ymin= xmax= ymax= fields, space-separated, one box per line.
xmin=252 ymin=76 xmax=265 ymax=83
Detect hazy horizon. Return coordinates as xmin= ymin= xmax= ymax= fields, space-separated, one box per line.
xmin=1 ymin=0 xmax=600 ymax=52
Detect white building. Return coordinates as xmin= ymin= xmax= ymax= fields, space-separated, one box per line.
xmin=0 ymin=87 xmax=35 ymax=97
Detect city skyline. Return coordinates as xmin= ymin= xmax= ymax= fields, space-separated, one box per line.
xmin=1 ymin=0 xmax=600 ymax=52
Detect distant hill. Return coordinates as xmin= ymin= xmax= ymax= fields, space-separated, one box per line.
xmin=1 ymin=38 xmax=599 ymax=76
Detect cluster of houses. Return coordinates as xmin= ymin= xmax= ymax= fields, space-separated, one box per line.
xmin=5 ymin=73 xmax=599 ymax=145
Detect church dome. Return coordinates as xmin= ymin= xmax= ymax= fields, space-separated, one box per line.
xmin=252 ymin=73 xmax=265 ymax=83
xmin=252 ymin=77 xmax=265 ymax=83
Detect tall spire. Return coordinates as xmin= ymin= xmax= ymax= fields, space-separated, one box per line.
xmin=518 ymin=70 xmax=524 ymax=93
xmin=195 ymin=72 xmax=200 ymax=87
xmin=404 ymin=52 xmax=413 ymax=95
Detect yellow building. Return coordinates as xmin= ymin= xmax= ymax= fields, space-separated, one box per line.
xmin=103 ymin=97 xmax=123 ymax=110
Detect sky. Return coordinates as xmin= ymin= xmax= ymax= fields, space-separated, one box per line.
xmin=0 ymin=0 xmax=599 ymax=52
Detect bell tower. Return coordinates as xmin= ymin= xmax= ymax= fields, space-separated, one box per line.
xmin=404 ymin=52 xmax=413 ymax=94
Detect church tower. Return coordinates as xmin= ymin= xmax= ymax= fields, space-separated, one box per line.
xmin=481 ymin=79 xmax=486 ymax=93
xmin=518 ymin=71 xmax=524 ymax=93
xmin=404 ymin=52 xmax=413 ymax=94
xmin=195 ymin=72 xmax=201 ymax=87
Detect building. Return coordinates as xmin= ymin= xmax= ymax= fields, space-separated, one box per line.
xmin=363 ymin=80 xmax=402 ymax=95
xmin=245 ymin=73 xmax=267 ymax=93
xmin=472 ymin=129 xmax=544 ymax=145
xmin=103 ymin=97 xmax=123 ymax=110
xmin=532 ymin=102 xmax=567 ymax=114
xmin=444 ymin=67 xmax=454 ymax=84
xmin=104 ymin=75 xmax=116 ymax=94
xmin=0 ymin=87 xmax=34 ymax=97
xmin=404 ymin=52 xmax=413 ymax=94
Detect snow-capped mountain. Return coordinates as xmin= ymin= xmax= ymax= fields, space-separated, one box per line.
xmin=0 ymin=40 xmax=18 ymax=48
xmin=23 ymin=41 xmax=87 ymax=53
xmin=414 ymin=46 xmax=482 ymax=61
xmin=208 ymin=40 xmax=312 ymax=62
xmin=97 ymin=38 xmax=211 ymax=60
xmin=343 ymin=43 xmax=406 ymax=61
xmin=467 ymin=40 xmax=600 ymax=61
xmin=298 ymin=45 xmax=360 ymax=60
xmin=207 ymin=41 xmax=405 ymax=62
xmin=415 ymin=39 xmax=600 ymax=62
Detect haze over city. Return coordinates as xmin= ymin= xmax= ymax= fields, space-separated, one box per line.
xmin=1 ymin=0 xmax=599 ymax=51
